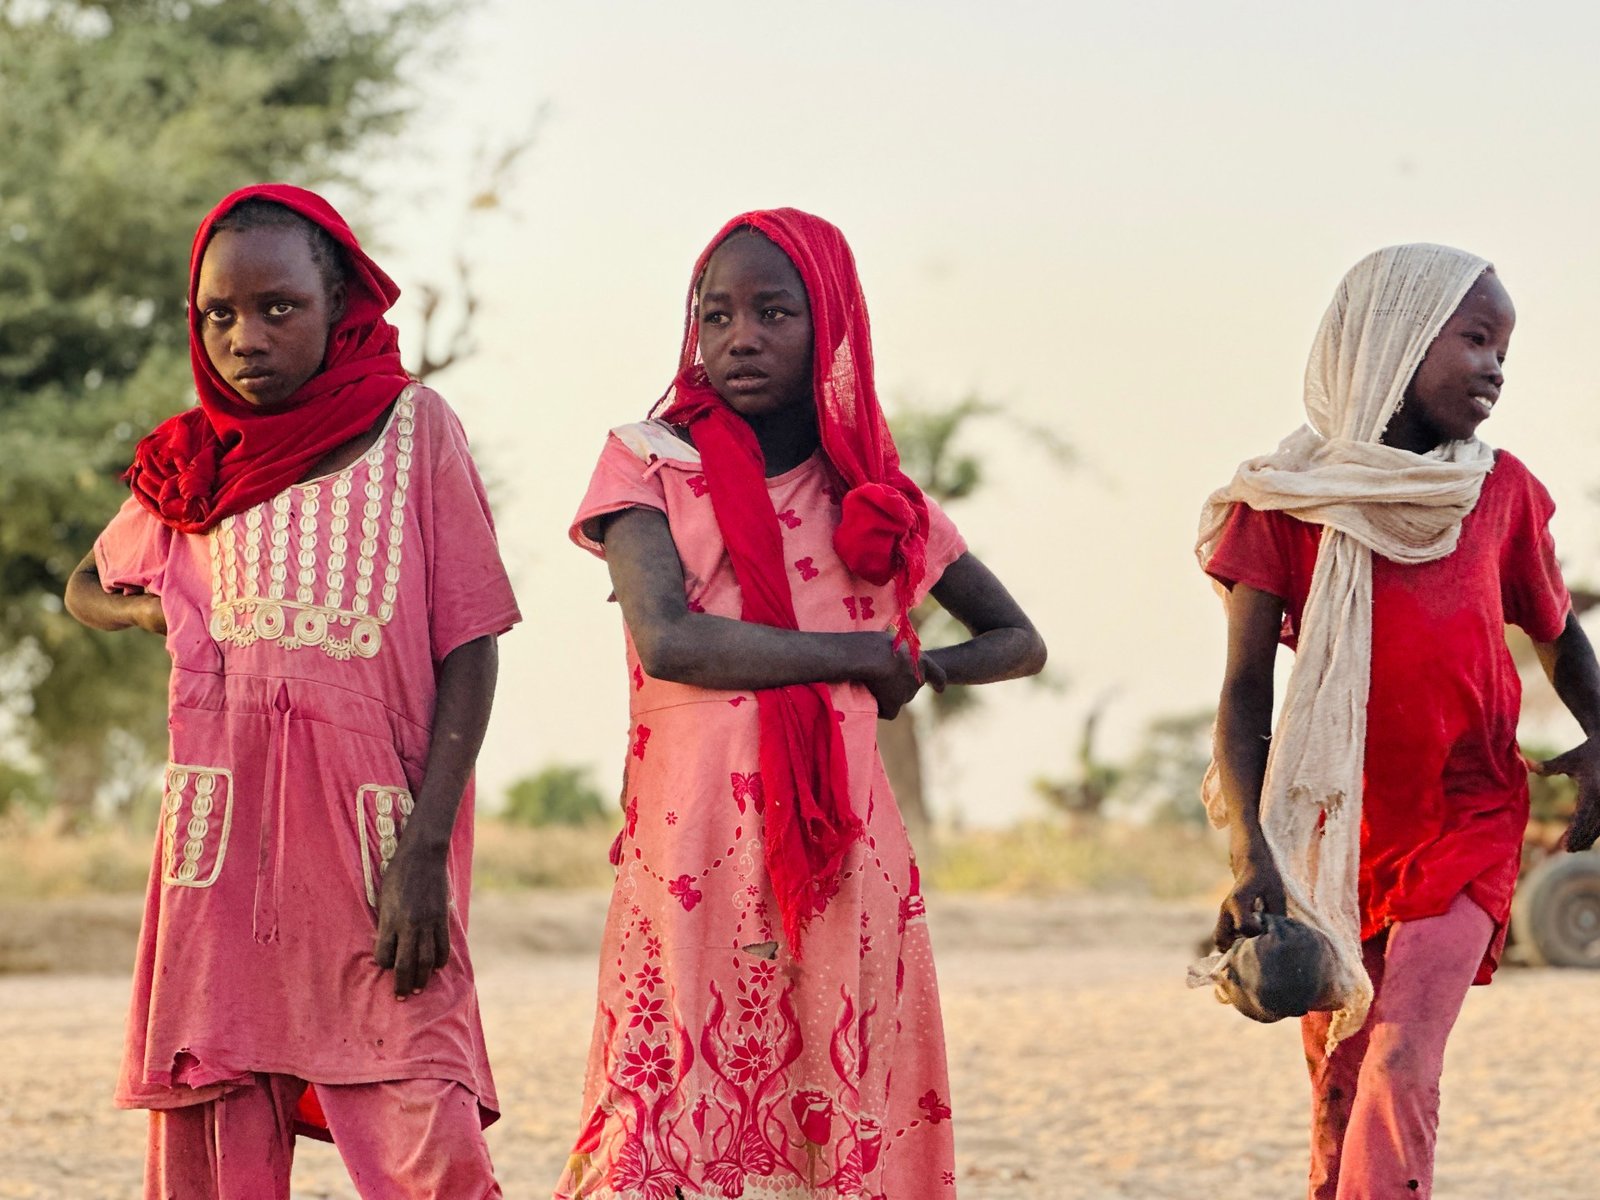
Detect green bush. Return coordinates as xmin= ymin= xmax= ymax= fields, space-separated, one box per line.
xmin=502 ymin=765 xmax=609 ymax=828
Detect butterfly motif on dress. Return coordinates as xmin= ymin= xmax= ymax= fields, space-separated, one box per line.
xmin=776 ymin=508 xmax=802 ymax=529
xmin=842 ymin=595 xmax=875 ymax=621
xmin=632 ymin=664 xmax=644 ymax=690
xmin=730 ymin=771 xmax=764 ymax=814
xmin=668 ymin=873 xmax=703 ymax=911
xmin=632 ymin=725 xmax=651 ymax=760
xmin=794 ymin=557 xmax=819 ymax=582
xmin=686 ymin=475 xmax=710 ymax=498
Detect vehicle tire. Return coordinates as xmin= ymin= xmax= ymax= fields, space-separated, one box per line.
xmin=1511 ymin=852 xmax=1600 ymax=969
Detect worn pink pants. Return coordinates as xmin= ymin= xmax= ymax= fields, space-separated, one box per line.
xmin=1301 ymin=892 xmax=1493 ymax=1200
xmin=144 ymin=1074 xmax=500 ymax=1199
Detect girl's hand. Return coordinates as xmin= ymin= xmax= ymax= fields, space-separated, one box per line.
xmin=373 ymin=843 xmax=451 ymax=998
xmin=864 ymin=635 xmax=924 ymax=720
xmin=1533 ymin=740 xmax=1600 ymax=852
xmin=1215 ymin=850 xmax=1287 ymax=950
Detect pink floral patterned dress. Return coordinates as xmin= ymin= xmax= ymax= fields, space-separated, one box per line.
xmin=558 ymin=421 xmax=967 ymax=1200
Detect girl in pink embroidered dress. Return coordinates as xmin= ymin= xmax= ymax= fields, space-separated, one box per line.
xmin=66 ymin=186 xmax=519 ymax=1198
xmin=555 ymin=210 xmax=1046 ymax=1200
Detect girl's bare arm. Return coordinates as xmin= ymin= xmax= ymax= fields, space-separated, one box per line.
xmin=602 ymin=507 xmax=920 ymax=715
xmin=375 ymin=634 xmax=498 ymax=997
xmin=1213 ymin=583 xmax=1287 ymax=948
xmin=1531 ymin=611 xmax=1600 ymax=851
xmin=920 ymin=552 xmax=1046 ymax=686
xmin=63 ymin=550 xmax=166 ymax=634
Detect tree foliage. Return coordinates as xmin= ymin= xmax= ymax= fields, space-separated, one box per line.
xmin=0 ymin=0 xmax=443 ymax=823
xmin=878 ymin=396 xmax=1070 ymax=834
xmin=502 ymin=765 xmax=608 ymax=828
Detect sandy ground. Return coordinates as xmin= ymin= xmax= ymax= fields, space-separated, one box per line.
xmin=1 ymin=892 xmax=1597 ymax=1199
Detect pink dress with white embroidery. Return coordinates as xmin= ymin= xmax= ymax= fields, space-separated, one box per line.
xmin=94 ymin=385 xmax=520 ymax=1120
xmin=557 ymin=421 xmax=967 ymax=1200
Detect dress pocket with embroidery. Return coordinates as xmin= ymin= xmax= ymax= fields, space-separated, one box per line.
xmin=161 ymin=765 xmax=234 ymax=887
xmin=356 ymin=784 xmax=415 ymax=908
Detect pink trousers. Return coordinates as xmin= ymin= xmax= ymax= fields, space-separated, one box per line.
xmin=1300 ymin=891 xmax=1493 ymax=1200
xmin=144 ymin=1074 xmax=500 ymax=1200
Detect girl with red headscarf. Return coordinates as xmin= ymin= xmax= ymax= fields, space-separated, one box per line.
xmin=557 ymin=210 xmax=1046 ymax=1199
xmin=65 ymin=185 xmax=519 ymax=1198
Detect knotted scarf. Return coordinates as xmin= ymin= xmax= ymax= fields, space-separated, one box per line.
xmin=124 ymin=184 xmax=411 ymax=532
xmin=657 ymin=209 xmax=931 ymax=952
xmin=1195 ymin=244 xmax=1496 ymax=1047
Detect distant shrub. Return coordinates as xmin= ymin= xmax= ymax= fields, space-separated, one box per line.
xmin=502 ymin=765 xmax=609 ymax=828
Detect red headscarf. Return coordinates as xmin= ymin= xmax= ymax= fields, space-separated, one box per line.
xmin=124 ymin=184 xmax=412 ymax=532
xmin=656 ymin=209 xmax=931 ymax=952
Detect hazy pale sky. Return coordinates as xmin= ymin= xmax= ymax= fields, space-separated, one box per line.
xmin=343 ymin=0 xmax=1600 ymax=824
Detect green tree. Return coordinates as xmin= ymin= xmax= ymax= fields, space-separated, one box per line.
xmin=879 ymin=396 xmax=1071 ymax=838
xmin=0 ymin=0 xmax=443 ymax=826
xmin=502 ymin=765 xmax=608 ymax=828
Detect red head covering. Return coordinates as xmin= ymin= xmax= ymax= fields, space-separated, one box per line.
xmin=124 ymin=184 xmax=412 ymax=532
xmin=655 ymin=209 xmax=931 ymax=952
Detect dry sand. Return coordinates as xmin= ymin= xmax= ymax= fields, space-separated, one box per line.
xmin=1 ymin=892 xmax=1596 ymax=1199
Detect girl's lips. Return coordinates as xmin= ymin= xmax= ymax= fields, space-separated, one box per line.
xmin=722 ymin=374 xmax=769 ymax=393
xmin=1468 ymin=394 xmax=1495 ymax=418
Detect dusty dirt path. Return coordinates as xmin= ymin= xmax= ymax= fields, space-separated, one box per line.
xmin=1 ymin=894 xmax=1596 ymax=1198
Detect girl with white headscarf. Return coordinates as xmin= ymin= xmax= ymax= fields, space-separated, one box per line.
xmin=1198 ymin=244 xmax=1600 ymax=1200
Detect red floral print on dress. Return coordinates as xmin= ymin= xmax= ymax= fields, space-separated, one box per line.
xmin=726 ymin=1034 xmax=773 ymax=1083
xmin=620 ymin=1040 xmax=675 ymax=1092
xmin=628 ymin=994 xmax=667 ymax=1034
xmin=791 ymin=1087 xmax=836 ymax=1145
xmin=668 ymin=874 xmax=703 ymax=911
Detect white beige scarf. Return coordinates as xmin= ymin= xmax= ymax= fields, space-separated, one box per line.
xmin=1196 ymin=244 xmax=1495 ymax=1046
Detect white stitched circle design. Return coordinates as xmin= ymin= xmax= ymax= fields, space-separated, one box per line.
xmin=351 ymin=619 xmax=382 ymax=659
xmin=254 ymin=603 xmax=286 ymax=640
xmin=293 ymin=609 xmax=328 ymax=646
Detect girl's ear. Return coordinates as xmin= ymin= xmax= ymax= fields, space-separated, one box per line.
xmin=328 ymin=280 xmax=348 ymax=324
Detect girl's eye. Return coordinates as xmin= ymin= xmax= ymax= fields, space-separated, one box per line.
xmin=702 ymin=311 xmax=728 ymax=326
xmin=268 ymin=302 xmax=295 ymax=317
xmin=204 ymin=308 xmax=231 ymax=325
xmin=762 ymin=308 xmax=787 ymax=321
xmin=1466 ymin=332 xmax=1487 ymax=346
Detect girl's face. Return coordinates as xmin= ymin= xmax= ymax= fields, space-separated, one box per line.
xmin=195 ymin=224 xmax=345 ymax=409
xmin=697 ymin=233 xmax=814 ymax=419
xmin=1385 ymin=271 xmax=1515 ymax=452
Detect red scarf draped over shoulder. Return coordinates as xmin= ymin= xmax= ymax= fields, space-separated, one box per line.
xmin=656 ymin=209 xmax=931 ymax=953
xmin=124 ymin=184 xmax=411 ymax=532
